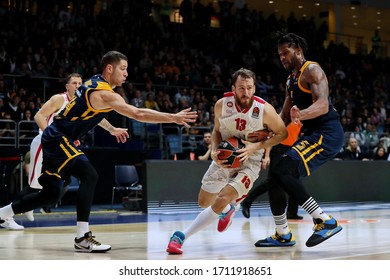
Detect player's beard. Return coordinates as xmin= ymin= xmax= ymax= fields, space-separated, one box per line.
xmin=236 ymin=95 xmax=253 ymax=109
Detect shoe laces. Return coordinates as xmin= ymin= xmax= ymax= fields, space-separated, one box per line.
xmin=271 ymin=232 xmax=281 ymax=240
xmin=272 ymin=232 xmax=290 ymax=241
xmin=313 ymin=218 xmax=325 ymax=231
xmin=170 ymin=235 xmax=183 ymax=245
xmin=84 ymin=234 xmax=102 ymax=246
xmin=219 ymin=212 xmax=227 ymax=219
xmin=219 ymin=205 xmax=234 ymax=219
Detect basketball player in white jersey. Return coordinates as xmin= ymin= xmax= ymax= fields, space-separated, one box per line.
xmin=167 ymin=68 xmax=288 ymax=254
xmin=2 ymin=73 xmax=129 ymax=229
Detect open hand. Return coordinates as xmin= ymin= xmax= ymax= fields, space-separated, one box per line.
xmin=173 ymin=108 xmax=198 ymax=128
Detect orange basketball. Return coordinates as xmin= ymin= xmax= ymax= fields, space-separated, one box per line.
xmin=217 ymin=137 xmax=244 ymax=168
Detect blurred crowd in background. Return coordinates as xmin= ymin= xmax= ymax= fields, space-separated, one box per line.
xmin=0 ymin=0 xmax=389 ymax=160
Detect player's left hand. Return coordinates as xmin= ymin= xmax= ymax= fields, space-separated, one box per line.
xmin=110 ymin=127 xmax=130 ymax=143
xmin=173 ymin=108 xmax=198 ymax=128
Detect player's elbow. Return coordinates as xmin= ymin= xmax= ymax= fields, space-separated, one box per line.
xmin=33 ymin=113 xmax=40 ymax=122
xmin=321 ymin=106 xmax=329 ymax=115
xmin=317 ymin=99 xmax=329 ymax=115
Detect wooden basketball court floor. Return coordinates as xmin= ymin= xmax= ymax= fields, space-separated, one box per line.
xmin=0 ymin=201 xmax=390 ymax=261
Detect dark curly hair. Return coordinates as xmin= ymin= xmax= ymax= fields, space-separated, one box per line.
xmin=276 ymin=32 xmax=308 ymax=54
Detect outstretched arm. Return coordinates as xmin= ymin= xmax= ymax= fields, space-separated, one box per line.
xmin=96 ymin=91 xmax=198 ymax=128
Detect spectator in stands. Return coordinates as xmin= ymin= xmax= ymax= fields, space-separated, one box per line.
xmin=365 ymin=123 xmax=380 ymax=150
xmin=15 ymin=100 xmax=27 ymax=122
xmin=370 ymin=107 xmax=385 ymax=133
xmin=341 ymin=137 xmax=370 ymax=161
xmin=160 ymin=99 xmax=174 ymax=113
xmin=372 ymin=146 xmax=388 ymax=161
xmin=350 ymin=125 xmax=367 ymax=150
xmin=27 ymin=100 xmax=39 ymax=117
xmin=141 ymin=81 xmax=155 ymax=101
xmin=130 ymin=89 xmax=144 ymax=108
xmin=0 ymin=97 xmax=6 ymax=118
xmin=0 ymin=112 xmax=16 ymax=142
xmin=145 ymin=93 xmax=160 ymax=111
xmin=4 ymin=93 xmax=19 ymax=121
xmin=194 ymin=131 xmax=212 ymax=160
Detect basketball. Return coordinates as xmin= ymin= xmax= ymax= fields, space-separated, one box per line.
xmin=246 ymin=129 xmax=270 ymax=143
xmin=217 ymin=137 xmax=244 ymax=168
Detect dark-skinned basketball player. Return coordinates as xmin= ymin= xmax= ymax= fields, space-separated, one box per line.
xmin=255 ymin=33 xmax=344 ymax=248
xmin=0 ymin=51 xmax=197 ymax=253
xmin=167 ymin=68 xmax=288 ymax=254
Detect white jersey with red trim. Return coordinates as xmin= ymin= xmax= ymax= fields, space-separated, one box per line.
xmin=201 ymin=93 xmax=267 ymax=203
xmin=219 ymin=92 xmax=266 ymax=161
xmin=29 ymin=92 xmax=71 ymax=189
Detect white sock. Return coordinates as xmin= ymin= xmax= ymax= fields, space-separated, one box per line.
xmin=183 ymin=206 xmax=219 ymax=239
xmin=0 ymin=204 xmax=15 ymax=220
xmin=221 ymin=204 xmax=231 ymax=214
xmin=311 ymin=208 xmax=330 ymax=221
xmin=301 ymin=197 xmax=330 ymax=221
xmin=274 ymin=213 xmax=290 ymax=235
xmin=76 ymin=221 xmax=89 ymax=238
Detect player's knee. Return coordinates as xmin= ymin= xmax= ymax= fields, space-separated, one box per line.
xmin=198 ymin=197 xmax=207 ymax=208
xmin=213 ymin=194 xmax=231 ymax=213
xmin=38 ymin=173 xmax=63 ymax=204
xmin=74 ymin=160 xmax=98 ymax=185
xmin=198 ymin=193 xmax=213 ymax=208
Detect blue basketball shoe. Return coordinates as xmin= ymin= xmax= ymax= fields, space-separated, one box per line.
xmin=254 ymin=231 xmax=296 ymax=247
xmin=306 ymin=215 xmax=342 ymax=247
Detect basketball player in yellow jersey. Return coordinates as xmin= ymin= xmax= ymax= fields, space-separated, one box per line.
xmin=0 ymin=51 xmax=197 ymax=253
xmin=167 ymin=68 xmax=287 ymax=254
xmin=9 ymin=73 xmax=128 ymax=227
